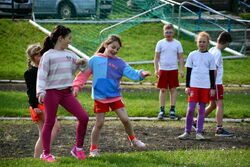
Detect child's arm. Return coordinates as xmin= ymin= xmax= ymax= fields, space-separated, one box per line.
xmin=185 ymin=67 xmax=192 ymax=94
xmin=154 ymin=52 xmax=160 ymax=78
xmin=178 ymin=53 xmax=185 ymax=78
xmin=36 ymin=56 xmax=49 ymax=103
xmin=123 ymin=65 xmax=151 ymax=81
xmin=75 ymin=58 xmax=89 ymax=72
xmin=24 ymin=71 xmax=39 ymax=108
xmin=72 ymin=67 xmax=92 ymax=97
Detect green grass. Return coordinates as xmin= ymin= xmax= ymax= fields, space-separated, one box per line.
xmin=0 ymin=90 xmax=249 ymax=118
xmin=0 ymin=19 xmax=249 ymax=85
xmin=1 ymin=150 xmax=249 ymax=167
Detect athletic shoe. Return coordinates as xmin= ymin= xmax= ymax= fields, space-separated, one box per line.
xmin=40 ymin=153 xmax=56 ymax=162
xmin=169 ymin=110 xmax=176 ymax=119
xmin=131 ymin=138 xmax=145 ymax=149
xmin=215 ymin=128 xmax=234 ymax=137
xmin=196 ymin=133 xmax=205 ymax=140
xmin=192 ymin=121 xmax=205 ymax=134
xmin=71 ymin=146 xmax=86 ymax=160
xmin=157 ymin=111 xmax=165 ymax=119
xmin=89 ymin=149 xmax=100 ymax=157
xmin=178 ymin=132 xmax=190 ymax=140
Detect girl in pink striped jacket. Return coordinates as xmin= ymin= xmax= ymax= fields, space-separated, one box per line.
xmin=37 ymin=25 xmax=89 ymax=162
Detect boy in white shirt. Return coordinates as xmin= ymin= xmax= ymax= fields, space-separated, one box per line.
xmin=205 ymin=32 xmax=233 ymax=136
xmin=154 ymin=23 xmax=184 ymax=119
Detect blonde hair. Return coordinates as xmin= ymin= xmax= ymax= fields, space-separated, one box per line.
xmin=196 ymin=31 xmax=210 ymax=43
xmin=96 ymin=34 xmax=122 ymax=54
xmin=163 ymin=23 xmax=174 ymax=30
xmin=26 ymin=44 xmax=41 ymax=68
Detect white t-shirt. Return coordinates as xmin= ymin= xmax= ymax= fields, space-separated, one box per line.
xmin=185 ymin=50 xmax=216 ymax=88
xmin=155 ymin=39 xmax=183 ymax=70
xmin=209 ymin=47 xmax=223 ymax=84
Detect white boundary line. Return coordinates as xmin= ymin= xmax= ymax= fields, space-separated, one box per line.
xmin=0 ymin=116 xmax=249 ymax=122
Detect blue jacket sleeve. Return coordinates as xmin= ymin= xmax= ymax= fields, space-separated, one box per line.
xmin=122 ymin=65 xmax=144 ymax=81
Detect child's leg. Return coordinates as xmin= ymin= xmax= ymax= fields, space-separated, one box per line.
xmin=51 ymin=119 xmax=60 ymax=146
xmin=90 ymin=113 xmax=105 ymax=150
xmin=205 ymin=100 xmax=216 ymax=117
xmin=215 ymin=99 xmax=224 ymax=126
xmin=169 ymin=87 xmax=177 ymax=107
xmin=60 ymin=92 xmax=89 ymax=148
xmin=42 ymin=90 xmax=60 ymax=155
xmin=185 ymin=102 xmax=196 ymax=133
xmin=114 ymin=107 xmax=134 ymax=136
xmin=159 ymin=88 xmax=167 ymax=108
xmin=197 ymin=102 xmax=206 ymax=133
xmin=34 ymin=120 xmax=44 ymax=158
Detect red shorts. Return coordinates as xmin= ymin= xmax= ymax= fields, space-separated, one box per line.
xmin=29 ymin=104 xmax=44 ymax=122
xmin=94 ymin=100 xmax=125 ymax=113
xmin=157 ymin=70 xmax=179 ymax=89
xmin=188 ymin=87 xmax=210 ymax=104
xmin=210 ymin=84 xmax=224 ymax=100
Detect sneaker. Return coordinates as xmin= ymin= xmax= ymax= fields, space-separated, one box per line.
xmin=71 ymin=146 xmax=86 ymax=160
xmin=131 ymin=138 xmax=145 ymax=149
xmin=178 ymin=132 xmax=190 ymax=140
xmin=89 ymin=149 xmax=100 ymax=157
xmin=40 ymin=153 xmax=56 ymax=162
xmin=169 ymin=110 xmax=176 ymax=119
xmin=215 ymin=128 xmax=234 ymax=137
xmin=196 ymin=133 xmax=205 ymax=140
xmin=157 ymin=111 xmax=165 ymax=119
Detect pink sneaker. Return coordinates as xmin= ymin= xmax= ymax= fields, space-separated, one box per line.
xmin=71 ymin=146 xmax=86 ymax=160
xmin=40 ymin=153 xmax=56 ymax=162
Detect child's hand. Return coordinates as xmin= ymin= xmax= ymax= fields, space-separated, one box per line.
xmin=34 ymin=108 xmax=43 ymax=114
xmin=185 ymin=88 xmax=190 ymax=94
xmin=72 ymin=88 xmax=79 ymax=97
xmin=180 ymin=70 xmax=185 ymax=78
xmin=141 ymin=71 xmax=151 ymax=77
xmin=38 ymin=94 xmax=44 ymax=104
xmin=155 ymin=70 xmax=159 ymax=78
xmin=210 ymin=89 xmax=215 ymax=97
xmin=75 ymin=58 xmax=87 ymax=65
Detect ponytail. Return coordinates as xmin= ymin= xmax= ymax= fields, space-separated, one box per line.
xmin=40 ymin=36 xmax=54 ymax=56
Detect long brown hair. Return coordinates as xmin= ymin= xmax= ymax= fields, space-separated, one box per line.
xmin=40 ymin=25 xmax=71 ymax=55
xmin=96 ymin=34 xmax=122 ymax=54
xmin=26 ymin=44 xmax=41 ymax=68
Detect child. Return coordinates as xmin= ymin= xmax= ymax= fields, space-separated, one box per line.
xmin=178 ymin=32 xmax=216 ymax=140
xmin=24 ymin=44 xmax=60 ymax=158
xmin=73 ymin=34 xmax=151 ymax=157
xmin=204 ymin=32 xmax=233 ymax=136
xmin=154 ymin=23 xmax=184 ymax=119
xmin=37 ymin=25 xmax=89 ymax=162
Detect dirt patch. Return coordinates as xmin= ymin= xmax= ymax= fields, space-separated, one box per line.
xmin=0 ymin=120 xmax=249 ymax=159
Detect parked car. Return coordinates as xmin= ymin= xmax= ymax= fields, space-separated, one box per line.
xmin=33 ymin=0 xmax=113 ymax=18
xmin=0 ymin=0 xmax=32 ymax=15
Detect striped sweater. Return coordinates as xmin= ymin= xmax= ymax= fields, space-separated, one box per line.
xmin=37 ymin=49 xmax=88 ymax=96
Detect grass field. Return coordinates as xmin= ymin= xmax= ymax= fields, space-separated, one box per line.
xmin=0 ymin=19 xmax=249 ymax=85
xmin=0 ymin=89 xmax=249 ymax=118
xmin=1 ymin=150 xmax=249 ymax=167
